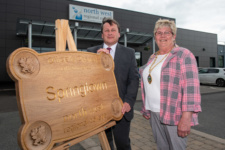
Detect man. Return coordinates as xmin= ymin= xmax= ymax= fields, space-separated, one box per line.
xmin=87 ymin=18 xmax=139 ymax=150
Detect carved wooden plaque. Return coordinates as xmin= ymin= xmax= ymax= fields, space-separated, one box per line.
xmin=7 ymin=47 xmax=123 ymax=150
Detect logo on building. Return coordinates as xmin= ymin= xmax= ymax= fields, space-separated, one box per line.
xmin=69 ymin=4 xmax=114 ymax=23
xmin=71 ymin=6 xmax=82 ymax=20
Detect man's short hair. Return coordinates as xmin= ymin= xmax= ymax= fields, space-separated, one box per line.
xmin=101 ymin=17 xmax=121 ymax=33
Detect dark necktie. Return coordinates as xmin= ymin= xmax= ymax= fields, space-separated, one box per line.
xmin=107 ymin=47 xmax=111 ymax=53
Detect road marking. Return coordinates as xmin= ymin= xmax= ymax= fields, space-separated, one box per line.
xmin=210 ymin=87 xmax=216 ymax=89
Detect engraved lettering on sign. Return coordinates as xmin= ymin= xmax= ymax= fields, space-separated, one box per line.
xmin=57 ymin=66 xmax=92 ymax=71
xmin=63 ymin=104 xmax=104 ymax=122
xmin=64 ymin=113 xmax=107 ymax=133
xmin=47 ymin=56 xmax=99 ymax=64
xmin=63 ymin=108 xmax=87 ymax=122
xmin=46 ymin=82 xmax=107 ymax=102
xmin=88 ymin=104 xmax=104 ymax=114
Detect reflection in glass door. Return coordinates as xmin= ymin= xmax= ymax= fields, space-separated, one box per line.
xmin=210 ymin=57 xmax=215 ymax=67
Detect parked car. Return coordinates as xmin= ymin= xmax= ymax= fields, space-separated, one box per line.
xmin=198 ymin=68 xmax=225 ymax=87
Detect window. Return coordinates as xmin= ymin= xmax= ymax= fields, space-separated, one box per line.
xmin=210 ymin=57 xmax=215 ymax=67
xmin=218 ymin=56 xmax=224 ymax=68
xmin=135 ymin=52 xmax=141 ymax=67
xmin=33 ymin=47 xmax=88 ymax=53
xmin=198 ymin=68 xmax=208 ymax=74
xmin=208 ymin=69 xmax=219 ymax=73
xmin=78 ymin=49 xmax=87 ymax=52
xmin=195 ymin=56 xmax=199 ymax=67
xmin=33 ymin=47 xmax=55 ymax=53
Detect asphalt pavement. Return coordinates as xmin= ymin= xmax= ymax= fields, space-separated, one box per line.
xmin=1 ymin=82 xmax=225 ymax=150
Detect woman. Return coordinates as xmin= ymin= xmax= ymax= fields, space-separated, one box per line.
xmin=139 ymin=19 xmax=201 ymax=150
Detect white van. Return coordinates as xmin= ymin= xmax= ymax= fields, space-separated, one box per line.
xmin=198 ymin=68 xmax=225 ymax=87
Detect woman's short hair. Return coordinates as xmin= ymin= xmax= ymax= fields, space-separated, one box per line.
xmin=154 ymin=19 xmax=177 ymax=36
xmin=101 ymin=17 xmax=120 ymax=33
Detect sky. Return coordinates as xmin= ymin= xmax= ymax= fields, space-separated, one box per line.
xmin=75 ymin=0 xmax=225 ymax=44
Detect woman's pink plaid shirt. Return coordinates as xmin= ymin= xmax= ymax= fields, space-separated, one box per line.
xmin=139 ymin=46 xmax=201 ymax=126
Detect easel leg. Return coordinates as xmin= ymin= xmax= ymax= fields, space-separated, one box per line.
xmin=98 ymin=131 xmax=111 ymax=150
xmin=55 ymin=142 xmax=70 ymax=150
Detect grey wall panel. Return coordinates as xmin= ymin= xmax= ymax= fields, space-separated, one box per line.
xmin=7 ymin=0 xmax=25 ymax=6
xmin=7 ymin=4 xmax=25 ymax=15
xmin=6 ymin=13 xmax=24 ymax=23
xmin=25 ymin=7 xmax=41 ymax=16
xmin=0 ymin=3 xmax=6 ymax=13
xmin=177 ymin=28 xmax=217 ymax=67
xmin=40 ymin=1 xmax=57 ymax=11
xmin=0 ymin=39 xmax=6 ymax=50
xmin=0 ymin=57 xmax=7 ymax=81
xmin=0 ymin=27 xmax=6 ymax=38
xmin=25 ymin=0 xmax=40 ymax=7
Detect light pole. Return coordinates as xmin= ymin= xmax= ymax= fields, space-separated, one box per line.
xmin=124 ymin=28 xmax=129 ymax=47
xmin=74 ymin=22 xmax=79 ymax=47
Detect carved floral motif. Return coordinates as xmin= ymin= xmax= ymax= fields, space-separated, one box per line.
xmin=30 ymin=125 xmax=47 ymax=146
xmin=18 ymin=57 xmax=36 ymax=74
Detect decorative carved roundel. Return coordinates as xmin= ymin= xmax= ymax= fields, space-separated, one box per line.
xmin=101 ymin=53 xmax=113 ymax=71
xmin=13 ymin=51 xmax=40 ymax=79
xmin=24 ymin=121 xmax=52 ymax=150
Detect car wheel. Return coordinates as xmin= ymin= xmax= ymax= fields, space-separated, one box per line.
xmin=216 ymin=79 xmax=225 ymax=87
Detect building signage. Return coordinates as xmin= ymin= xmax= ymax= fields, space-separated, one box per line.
xmin=69 ymin=4 xmax=113 ymax=23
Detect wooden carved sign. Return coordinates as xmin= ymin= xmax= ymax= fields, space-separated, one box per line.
xmin=6 ymin=20 xmax=123 ymax=150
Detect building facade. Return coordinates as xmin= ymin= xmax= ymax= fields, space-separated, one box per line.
xmin=176 ymin=28 xmax=218 ymax=67
xmin=0 ymin=0 xmax=218 ymax=82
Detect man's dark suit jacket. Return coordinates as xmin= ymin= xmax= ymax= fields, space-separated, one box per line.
xmin=87 ymin=43 xmax=139 ymax=121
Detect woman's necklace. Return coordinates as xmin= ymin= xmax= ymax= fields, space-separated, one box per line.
xmin=147 ymin=51 xmax=171 ymax=84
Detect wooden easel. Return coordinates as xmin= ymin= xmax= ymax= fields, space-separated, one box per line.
xmin=54 ymin=19 xmax=114 ymax=150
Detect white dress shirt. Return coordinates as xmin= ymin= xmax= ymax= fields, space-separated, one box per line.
xmin=103 ymin=43 xmax=117 ymax=60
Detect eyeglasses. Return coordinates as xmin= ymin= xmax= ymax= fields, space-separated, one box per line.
xmin=155 ymin=31 xmax=173 ymax=36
